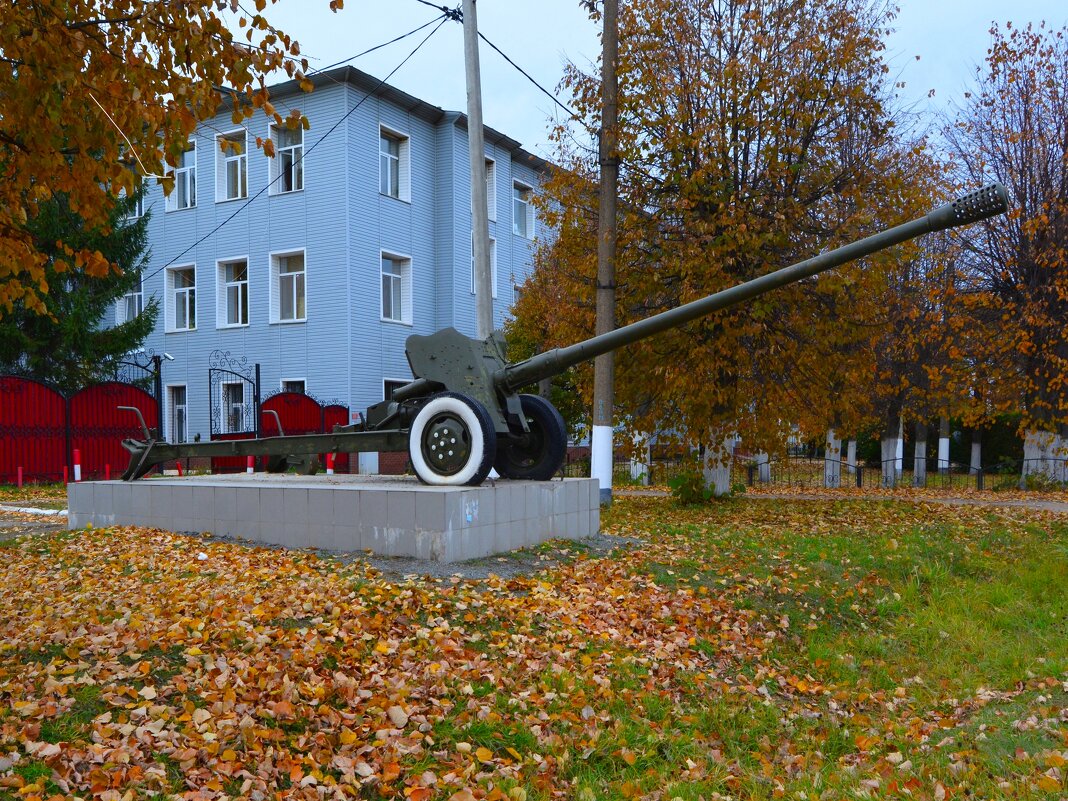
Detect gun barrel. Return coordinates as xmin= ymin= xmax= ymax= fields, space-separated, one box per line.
xmin=498 ymin=183 xmax=1008 ymax=391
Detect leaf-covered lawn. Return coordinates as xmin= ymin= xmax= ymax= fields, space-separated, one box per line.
xmin=1 ymin=497 xmax=1066 ymax=800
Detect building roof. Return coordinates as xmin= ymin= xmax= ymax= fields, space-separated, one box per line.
xmin=263 ymin=65 xmax=552 ymax=175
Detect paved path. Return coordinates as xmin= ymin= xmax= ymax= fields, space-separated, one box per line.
xmin=615 ymin=488 xmax=1068 ymax=514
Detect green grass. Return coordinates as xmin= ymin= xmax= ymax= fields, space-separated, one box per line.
xmin=38 ymin=684 xmax=108 ymax=744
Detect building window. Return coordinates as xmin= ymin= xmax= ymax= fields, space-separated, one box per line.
xmin=379 ymin=127 xmax=410 ymax=201
xmin=217 ymin=131 xmax=248 ymax=201
xmin=223 ymin=382 xmax=246 ymax=433
xmin=470 ymin=235 xmax=498 ymax=298
xmin=166 ymin=142 xmax=196 ymax=211
xmin=272 ymin=251 xmax=306 ymax=323
xmin=485 ymin=158 xmax=496 ymax=221
xmin=169 ymin=385 xmax=188 ymax=443
xmin=513 ymin=182 xmax=534 ymax=238
xmin=117 ymin=276 xmax=144 ymax=324
xmin=218 ymin=258 xmax=249 ymax=327
xmin=282 ymin=379 xmax=305 ymax=394
xmin=381 ymin=253 xmax=412 ymax=324
xmin=513 ymin=281 xmax=523 ymax=306
xmin=384 ymin=380 xmax=409 ymax=400
xmin=121 ymin=182 xmax=144 ymax=220
xmin=272 ymin=124 xmax=303 ymax=193
xmin=166 ymin=265 xmax=196 ymax=331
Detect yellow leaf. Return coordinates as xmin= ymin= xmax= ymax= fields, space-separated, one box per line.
xmin=475 ymin=746 xmax=494 ymax=762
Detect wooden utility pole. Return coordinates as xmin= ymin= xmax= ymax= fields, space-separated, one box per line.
xmin=591 ymin=0 xmax=619 ymax=505
xmin=462 ymin=0 xmax=493 ymax=339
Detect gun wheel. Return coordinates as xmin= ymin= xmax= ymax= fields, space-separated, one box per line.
xmin=494 ymin=394 xmax=567 ymax=481
xmin=408 ymin=392 xmax=497 ymax=486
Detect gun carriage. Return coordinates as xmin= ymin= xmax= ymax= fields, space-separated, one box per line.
xmin=121 ymin=184 xmax=1009 ymax=486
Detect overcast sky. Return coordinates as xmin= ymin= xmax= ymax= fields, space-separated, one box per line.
xmin=255 ymin=0 xmax=1066 ymax=158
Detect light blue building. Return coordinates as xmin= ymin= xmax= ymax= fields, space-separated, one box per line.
xmin=120 ymin=66 xmax=549 ymax=448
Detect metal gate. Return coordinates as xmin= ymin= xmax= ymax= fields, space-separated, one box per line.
xmin=0 ymin=377 xmax=68 ymax=482
xmin=208 ymin=350 xmax=260 ymax=472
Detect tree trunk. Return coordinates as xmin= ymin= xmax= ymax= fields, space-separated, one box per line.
xmin=824 ymin=429 xmax=841 ymax=488
xmin=970 ymin=428 xmax=982 ymax=475
xmin=702 ymin=432 xmax=734 ymax=496
xmin=881 ymin=416 xmax=899 ymax=487
xmin=756 ymin=451 xmax=771 ymax=483
xmin=913 ymin=421 xmax=927 ymax=487
xmin=1023 ymin=430 xmax=1057 ymax=481
xmin=895 ymin=417 xmax=904 ymax=479
xmin=938 ymin=416 xmax=950 ymax=474
xmin=846 ymin=439 xmax=857 ymax=475
xmin=629 ymin=432 xmax=650 ymax=486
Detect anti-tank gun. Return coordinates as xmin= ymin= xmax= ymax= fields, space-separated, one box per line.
xmin=121 ymin=183 xmax=1009 ymax=485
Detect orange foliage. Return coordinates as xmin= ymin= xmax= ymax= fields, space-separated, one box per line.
xmin=0 ymin=1 xmax=332 ymax=315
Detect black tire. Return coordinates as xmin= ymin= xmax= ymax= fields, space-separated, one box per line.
xmin=494 ymin=394 xmax=567 ymax=481
xmin=408 ymin=392 xmax=497 ymax=486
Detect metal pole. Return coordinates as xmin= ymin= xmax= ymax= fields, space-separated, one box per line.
xmin=254 ymin=363 xmax=261 ymax=439
xmin=463 ymin=0 xmax=493 ymax=340
xmin=591 ymin=0 xmax=619 ymax=506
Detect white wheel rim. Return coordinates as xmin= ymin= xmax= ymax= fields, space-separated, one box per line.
xmin=409 ymin=396 xmax=485 ymax=485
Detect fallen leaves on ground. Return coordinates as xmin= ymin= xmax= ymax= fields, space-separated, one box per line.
xmin=0 ymin=496 xmax=1065 ymax=800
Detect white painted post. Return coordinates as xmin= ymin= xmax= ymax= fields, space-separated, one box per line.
xmin=824 ymin=429 xmax=841 ymax=488
xmin=846 ymin=440 xmax=857 ymax=475
xmin=913 ymin=421 xmax=927 ymax=487
xmin=937 ymin=417 xmax=950 ymax=473
xmin=894 ymin=417 xmax=904 ymax=480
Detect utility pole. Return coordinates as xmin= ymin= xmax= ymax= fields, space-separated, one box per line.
xmin=591 ymin=0 xmax=619 ymax=506
xmin=463 ymin=0 xmax=493 ymax=340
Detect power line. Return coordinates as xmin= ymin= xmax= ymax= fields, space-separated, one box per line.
xmin=141 ymin=13 xmax=450 ymax=285
xmin=477 ymin=31 xmax=579 ymax=121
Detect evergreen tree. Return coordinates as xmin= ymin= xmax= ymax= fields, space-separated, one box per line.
xmin=0 ymin=191 xmax=158 ymax=393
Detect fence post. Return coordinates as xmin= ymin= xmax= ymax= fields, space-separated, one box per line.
xmin=856 ymin=466 xmax=862 ymax=489
xmin=254 ymin=363 xmax=262 ymax=438
xmin=976 ymin=470 xmax=984 ymax=491
xmin=748 ymin=464 xmax=755 ymax=486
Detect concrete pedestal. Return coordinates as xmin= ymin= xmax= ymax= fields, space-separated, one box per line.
xmin=67 ymin=474 xmax=600 ymax=562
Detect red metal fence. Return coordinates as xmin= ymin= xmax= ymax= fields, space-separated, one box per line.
xmin=1 ymin=376 xmax=158 ymax=483
xmin=209 ymin=392 xmax=352 ymax=474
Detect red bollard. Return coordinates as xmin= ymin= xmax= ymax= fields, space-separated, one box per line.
xmin=105 ymin=463 xmax=110 ymax=481
xmin=17 ymin=466 xmax=22 ymax=489
xmin=63 ymin=466 xmax=69 ymax=484
xmin=326 ymin=453 xmax=335 ymax=475
xmin=246 ymin=455 xmax=254 ymax=474
xmin=177 ymin=461 xmax=184 ymax=477
xmin=73 ymin=449 xmax=82 ymax=482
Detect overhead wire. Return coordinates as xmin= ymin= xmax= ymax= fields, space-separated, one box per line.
xmin=140 ymin=12 xmax=451 ymax=285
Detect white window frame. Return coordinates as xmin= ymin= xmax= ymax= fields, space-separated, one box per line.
xmin=116 ymin=275 xmax=144 ymax=325
xmin=281 ymin=378 xmax=306 ymax=394
xmin=165 ymin=141 xmax=197 ymax=212
xmin=216 ymin=129 xmax=248 ymax=202
xmin=270 ymin=123 xmax=303 ymax=194
xmin=379 ymin=125 xmax=411 ymax=202
xmin=485 ymin=158 xmax=497 ymax=221
xmin=216 ymin=256 xmax=250 ymax=328
xmin=380 ymin=250 xmax=413 ymax=325
xmin=470 ymin=235 xmax=498 ymax=298
xmin=222 ymin=381 xmax=246 ymax=434
xmin=270 ymin=248 xmax=307 ymax=324
xmin=167 ymin=384 xmax=188 ymax=444
xmin=513 ymin=181 xmax=535 ymax=239
xmin=165 ymin=263 xmax=197 ymax=332
xmin=121 ymin=181 xmax=144 ymax=220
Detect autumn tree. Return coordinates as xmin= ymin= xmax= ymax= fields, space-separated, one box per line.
xmin=520 ymin=0 xmax=929 ymax=488
xmin=0 ymin=0 xmax=333 ymax=316
xmin=0 ymin=191 xmax=157 ymax=393
xmin=944 ymin=21 xmax=1068 ymax=475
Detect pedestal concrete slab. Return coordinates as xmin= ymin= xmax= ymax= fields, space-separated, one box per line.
xmin=67 ymin=473 xmax=600 ymax=562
